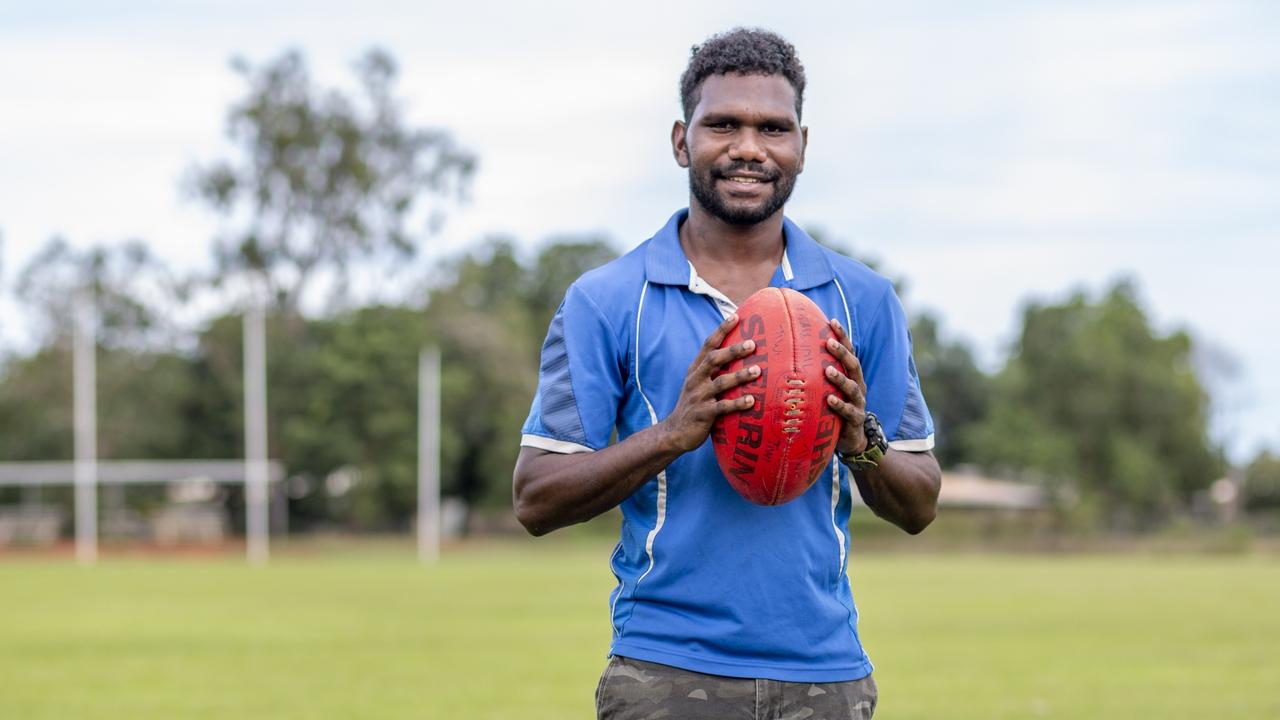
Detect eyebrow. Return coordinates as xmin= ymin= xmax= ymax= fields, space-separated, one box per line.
xmin=699 ymin=112 xmax=797 ymax=129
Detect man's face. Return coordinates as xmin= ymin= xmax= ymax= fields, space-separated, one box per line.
xmin=673 ymin=72 xmax=807 ymax=226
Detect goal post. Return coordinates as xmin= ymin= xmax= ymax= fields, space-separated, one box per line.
xmin=73 ymin=293 xmax=98 ymax=564
xmin=418 ymin=346 xmax=441 ymax=564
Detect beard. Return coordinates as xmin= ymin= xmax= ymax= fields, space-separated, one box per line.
xmin=688 ymin=160 xmax=799 ymax=226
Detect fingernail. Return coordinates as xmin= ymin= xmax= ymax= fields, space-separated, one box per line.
xmin=744 ymin=340 xmax=755 ymax=351
xmin=750 ymin=365 xmax=760 ymax=375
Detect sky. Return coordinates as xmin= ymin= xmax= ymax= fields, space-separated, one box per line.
xmin=0 ymin=1 xmax=1277 ymax=461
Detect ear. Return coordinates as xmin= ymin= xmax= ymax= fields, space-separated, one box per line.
xmin=671 ymin=120 xmax=690 ymax=168
xmin=798 ymin=125 xmax=808 ymax=174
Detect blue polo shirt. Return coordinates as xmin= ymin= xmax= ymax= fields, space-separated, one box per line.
xmin=521 ymin=209 xmax=934 ymax=682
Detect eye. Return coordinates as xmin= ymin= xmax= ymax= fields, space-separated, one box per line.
xmin=761 ymin=124 xmax=786 ymax=135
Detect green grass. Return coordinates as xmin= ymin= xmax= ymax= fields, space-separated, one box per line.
xmin=1 ymin=542 xmax=1277 ymax=719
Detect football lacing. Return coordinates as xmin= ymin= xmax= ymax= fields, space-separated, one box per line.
xmin=783 ymin=378 xmax=806 ymax=431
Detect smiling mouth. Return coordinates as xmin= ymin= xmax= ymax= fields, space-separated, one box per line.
xmin=719 ymin=175 xmax=772 ymax=187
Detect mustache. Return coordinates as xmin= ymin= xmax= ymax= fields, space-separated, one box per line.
xmin=711 ymin=163 xmax=780 ymax=181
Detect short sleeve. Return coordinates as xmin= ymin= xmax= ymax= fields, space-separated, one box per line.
xmin=859 ymin=287 xmax=936 ymax=452
xmin=520 ymin=284 xmax=625 ymax=454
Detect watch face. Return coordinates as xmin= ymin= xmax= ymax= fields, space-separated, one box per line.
xmin=864 ymin=413 xmax=887 ymax=450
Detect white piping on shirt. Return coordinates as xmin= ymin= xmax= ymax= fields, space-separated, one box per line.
xmin=831 ymin=278 xmax=854 ymax=578
xmin=614 ymin=280 xmax=668 ymax=637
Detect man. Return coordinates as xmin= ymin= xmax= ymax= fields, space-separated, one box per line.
xmin=514 ymin=28 xmax=941 ymax=719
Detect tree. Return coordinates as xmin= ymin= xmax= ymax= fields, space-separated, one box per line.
xmin=968 ymin=279 xmax=1223 ymax=527
xmin=3 ymin=238 xmax=194 ymax=462
xmin=415 ymin=236 xmax=619 ymax=530
xmin=282 ymin=306 xmax=428 ymax=530
xmin=189 ymin=48 xmax=476 ymax=314
xmin=176 ymin=46 xmax=477 ymax=530
xmin=805 ymin=227 xmax=990 ymax=468
xmin=426 ymin=240 xmax=553 ymax=522
xmin=163 ymin=235 xmax=619 ymax=534
xmin=525 ymin=235 xmax=619 ymax=329
xmin=0 ymin=240 xmax=198 ymax=521
xmin=1243 ymin=450 xmax=1280 ymax=512
xmin=909 ymin=312 xmax=990 ymax=468
xmin=14 ymin=237 xmax=182 ymax=350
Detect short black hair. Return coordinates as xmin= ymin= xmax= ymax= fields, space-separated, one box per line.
xmin=679 ymin=28 xmax=806 ymax=122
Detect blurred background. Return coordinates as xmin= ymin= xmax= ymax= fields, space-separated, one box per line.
xmin=0 ymin=2 xmax=1277 ymax=719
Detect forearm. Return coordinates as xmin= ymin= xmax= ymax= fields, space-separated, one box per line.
xmin=513 ymin=422 xmax=685 ymax=536
xmin=850 ymin=449 xmax=941 ymax=534
xmin=515 ymin=314 xmax=758 ymax=536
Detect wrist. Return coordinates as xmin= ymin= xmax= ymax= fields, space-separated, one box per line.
xmin=839 ymin=412 xmax=888 ymax=471
xmin=840 ymin=431 xmax=868 ymax=456
xmin=651 ymin=418 xmax=694 ymax=458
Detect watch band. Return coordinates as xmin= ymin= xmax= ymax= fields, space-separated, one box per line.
xmin=838 ymin=412 xmax=888 ymax=470
xmin=839 ymin=443 xmax=884 ymax=470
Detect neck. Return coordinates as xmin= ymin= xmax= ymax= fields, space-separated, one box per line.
xmin=679 ymin=199 xmax=786 ymax=268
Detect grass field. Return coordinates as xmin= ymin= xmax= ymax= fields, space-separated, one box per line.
xmin=1 ymin=541 xmax=1277 ymax=719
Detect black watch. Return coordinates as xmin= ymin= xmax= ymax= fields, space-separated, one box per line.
xmin=838 ymin=412 xmax=889 ymax=470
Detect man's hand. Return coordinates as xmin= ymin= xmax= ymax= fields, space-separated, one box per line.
xmin=818 ymin=318 xmax=942 ymax=534
xmin=657 ymin=313 xmax=762 ymax=453
xmin=822 ymin=318 xmax=869 ymax=455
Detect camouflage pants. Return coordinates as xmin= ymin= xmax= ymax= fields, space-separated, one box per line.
xmin=595 ymin=656 xmax=877 ymax=720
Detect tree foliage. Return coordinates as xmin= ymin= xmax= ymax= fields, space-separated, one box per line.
xmin=909 ymin=312 xmax=990 ymax=468
xmin=968 ymin=280 xmax=1223 ymax=526
xmin=1243 ymin=450 xmax=1280 ymax=511
xmin=14 ymin=237 xmax=182 ymax=349
xmin=189 ymin=48 xmax=476 ymax=313
xmin=102 ymin=236 xmax=620 ymax=534
xmin=805 ymin=227 xmax=989 ymax=469
xmin=0 ymin=250 xmax=1240 ymax=531
xmin=425 ymin=236 xmax=618 ymax=528
xmin=1 ymin=239 xmax=193 ymax=466
xmin=0 ymin=344 xmax=198 ymax=465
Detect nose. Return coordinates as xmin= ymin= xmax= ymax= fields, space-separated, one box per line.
xmin=728 ymin=129 xmax=767 ymax=164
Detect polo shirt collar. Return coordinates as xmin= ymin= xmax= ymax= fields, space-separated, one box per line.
xmin=644 ymin=208 xmax=834 ymax=290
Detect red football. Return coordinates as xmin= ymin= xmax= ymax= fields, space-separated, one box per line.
xmin=711 ymin=288 xmax=844 ymax=505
